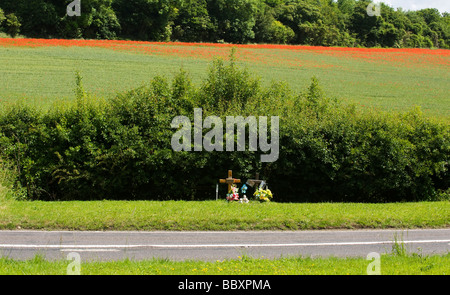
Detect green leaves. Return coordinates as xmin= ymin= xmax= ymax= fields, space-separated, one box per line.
xmin=200 ymin=54 xmax=260 ymax=110
xmin=0 ymin=0 xmax=448 ymax=48
xmin=4 ymin=13 xmax=21 ymax=38
xmin=0 ymin=59 xmax=448 ymax=202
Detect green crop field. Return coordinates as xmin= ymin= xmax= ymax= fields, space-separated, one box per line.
xmin=0 ymin=39 xmax=449 ymax=120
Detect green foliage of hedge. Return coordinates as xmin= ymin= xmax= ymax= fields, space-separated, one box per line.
xmin=0 ymin=58 xmax=448 ymax=202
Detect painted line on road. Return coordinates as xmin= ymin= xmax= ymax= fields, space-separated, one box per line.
xmin=0 ymin=239 xmax=449 ymax=249
xmin=59 ymin=249 xmax=121 ymax=252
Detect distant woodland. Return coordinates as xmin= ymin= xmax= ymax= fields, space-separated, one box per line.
xmin=0 ymin=0 xmax=449 ymax=48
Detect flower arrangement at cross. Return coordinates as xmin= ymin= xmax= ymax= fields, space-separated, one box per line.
xmin=253 ymin=188 xmax=273 ymax=202
xmin=224 ymin=180 xmax=273 ymax=203
xmin=226 ymin=184 xmax=240 ymax=202
xmin=240 ymin=184 xmax=249 ymax=203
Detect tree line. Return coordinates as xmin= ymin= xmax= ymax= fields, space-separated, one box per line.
xmin=0 ymin=0 xmax=449 ymax=48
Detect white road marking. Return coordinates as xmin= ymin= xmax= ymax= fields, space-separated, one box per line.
xmin=0 ymin=239 xmax=449 ymax=249
xmin=59 ymin=249 xmax=120 ymax=252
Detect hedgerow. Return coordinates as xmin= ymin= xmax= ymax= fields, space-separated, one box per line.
xmin=0 ymin=58 xmax=448 ymax=202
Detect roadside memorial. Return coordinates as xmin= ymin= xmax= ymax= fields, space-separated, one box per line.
xmin=219 ymin=170 xmax=241 ymax=193
xmin=219 ymin=170 xmax=273 ymax=203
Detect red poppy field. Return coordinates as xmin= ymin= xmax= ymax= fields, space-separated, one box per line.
xmin=0 ymin=38 xmax=449 ymax=119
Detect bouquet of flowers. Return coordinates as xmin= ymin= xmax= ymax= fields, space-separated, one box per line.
xmin=226 ymin=184 xmax=240 ymax=202
xmin=240 ymin=184 xmax=249 ymax=203
xmin=253 ymin=188 xmax=273 ymax=202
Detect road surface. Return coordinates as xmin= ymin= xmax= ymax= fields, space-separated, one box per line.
xmin=0 ymin=228 xmax=449 ymax=261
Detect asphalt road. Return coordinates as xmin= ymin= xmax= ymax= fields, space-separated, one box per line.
xmin=0 ymin=229 xmax=449 ymax=261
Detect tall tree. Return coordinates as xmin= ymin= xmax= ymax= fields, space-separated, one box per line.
xmin=172 ymin=0 xmax=214 ymax=41
xmin=0 ymin=8 xmax=5 ymax=27
xmin=113 ymin=0 xmax=177 ymax=41
xmin=207 ymin=0 xmax=257 ymax=43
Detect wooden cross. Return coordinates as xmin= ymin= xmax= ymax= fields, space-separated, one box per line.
xmin=246 ymin=172 xmax=263 ymax=188
xmin=219 ymin=170 xmax=241 ymax=192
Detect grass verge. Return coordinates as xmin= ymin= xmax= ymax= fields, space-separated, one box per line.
xmin=1 ymin=253 xmax=448 ymax=275
xmin=0 ymin=200 xmax=448 ymax=231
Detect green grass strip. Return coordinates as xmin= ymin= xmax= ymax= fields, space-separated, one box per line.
xmin=0 ymin=200 xmax=448 ymax=231
xmin=1 ymin=253 xmax=448 ymax=275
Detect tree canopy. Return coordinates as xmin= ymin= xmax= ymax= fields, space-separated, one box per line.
xmin=0 ymin=0 xmax=449 ymax=48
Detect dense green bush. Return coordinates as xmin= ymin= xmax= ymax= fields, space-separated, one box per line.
xmin=0 ymin=58 xmax=448 ymax=202
xmin=271 ymin=105 xmax=449 ymax=202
